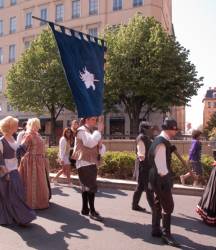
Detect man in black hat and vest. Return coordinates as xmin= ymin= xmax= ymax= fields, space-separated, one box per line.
xmin=148 ymin=117 xmax=180 ymax=247
xmin=132 ymin=121 xmax=154 ymax=212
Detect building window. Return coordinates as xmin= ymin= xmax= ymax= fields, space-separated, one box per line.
xmin=208 ymin=102 xmax=211 ymax=108
xmin=0 ymin=0 xmax=4 ymax=8
xmin=9 ymin=16 xmax=16 ymax=33
xmin=25 ymin=12 xmax=32 ymax=29
xmin=10 ymin=0 xmax=16 ymax=5
xmin=0 ymin=75 xmax=3 ymax=92
xmin=110 ymin=117 xmax=125 ymax=137
xmin=133 ymin=0 xmax=143 ymax=7
xmin=24 ymin=41 xmax=31 ymax=49
xmin=72 ymin=0 xmax=80 ymax=19
xmin=55 ymin=4 xmax=64 ymax=22
xmin=0 ymin=20 xmax=3 ymax=36
xmin=89 ymin=0 xmax=98 ymax=15
xmin=113 ymin=0 xmax=122 ymax=11
xmin=88 ymin=27 xmax=98 ymax=37
xmin=0 ymin=47 xmax=3 ymax=64
xmin=9 ymin=44 xmax=16 ymax=63
xmin=40 ymin=8 xmax=48 ymax=25
xmin=7 ymin=104 xmax=13 ymax=111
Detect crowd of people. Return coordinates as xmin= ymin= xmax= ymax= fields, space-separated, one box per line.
xmin=0 ymin=115 xmax=106 ymax=226
xmin=0 ymin=115 xmax=215 ymax=248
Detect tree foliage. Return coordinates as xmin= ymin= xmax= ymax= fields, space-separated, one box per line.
xmin=6 ymin=28 xmax=74 ymax=142
xmin=104 ymin=15 xmax=203 ymax=134
xmin=205 ymin=112 xmax=216 ymax=138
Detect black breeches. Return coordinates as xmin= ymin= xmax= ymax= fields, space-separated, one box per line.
xmin=154 ymin=188 xmax=174 ymax=215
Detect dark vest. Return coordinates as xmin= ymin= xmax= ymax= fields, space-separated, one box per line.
xmin=0 ymin=137 xmax=16 ymax=166
xmin=136 ymin=133 xmax=152 ymax=168
xmin=148 ymin=136 xmax=172 ymax=174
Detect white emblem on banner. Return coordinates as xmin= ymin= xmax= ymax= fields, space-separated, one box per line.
xmin=80 ymin=67 xmax=99 ymax=90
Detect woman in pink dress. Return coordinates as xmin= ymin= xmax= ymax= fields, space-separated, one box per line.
xmin=19 ymin=118 xmax=51 ymax=209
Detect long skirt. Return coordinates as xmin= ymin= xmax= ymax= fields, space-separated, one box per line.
xmin=19 ymin=153 xmax=51 ymax=209
xmin=0 ymin=170 xmax=36 ymax=225
xmin=196 ymin=167 xmax=216 ymax=226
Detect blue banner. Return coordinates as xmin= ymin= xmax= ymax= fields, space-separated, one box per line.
xmin=49 ymin=22 xmax=106 ymax=118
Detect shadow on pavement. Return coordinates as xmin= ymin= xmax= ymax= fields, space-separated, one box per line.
xmin=71 ymin=186 xmax=128 ymax=199
xmin=103 ymin=217 xmax=164 ymax=246
xmin=7 ymin=202 xmax=102 ymax=250
xmin=97 ymin=189 xmax=128 ymax=199
xmin=172 ymin=213 xmax=216 ymax=238
xmin=103 ymin=217 xmax=214 ymax=249
xmin=51 ymin=186 xmax=70 ymax=197
xmin=173 ymin=234 xmax=215 ymax=250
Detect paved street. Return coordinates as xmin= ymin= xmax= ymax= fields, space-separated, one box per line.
xmin=1 ymin=184 xmax=215 ymax=250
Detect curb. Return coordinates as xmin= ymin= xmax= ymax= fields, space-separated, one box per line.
xmin=49 ymin=173 xmax=204 ymax=196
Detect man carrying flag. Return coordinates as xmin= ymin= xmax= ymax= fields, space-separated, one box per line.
xmin=72 ymin=116 xmax=105 ymax=221
xmin=48 ymin=21 xmax=106 ymax=220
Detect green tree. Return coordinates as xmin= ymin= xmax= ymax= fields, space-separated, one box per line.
xmin=104 ymin=15 xmax=203 ymax=135
xmin=205 ymin=112 xmax=216 ymax=138
xmin=6 ymin=28 xmax=74 ymax=144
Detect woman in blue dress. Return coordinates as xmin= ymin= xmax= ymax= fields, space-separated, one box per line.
xmin=196 ymin=162 xmax=216 ymax=226
xmin=0 ymin=116 xmax=36 ymax=226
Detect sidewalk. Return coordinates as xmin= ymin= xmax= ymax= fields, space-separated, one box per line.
xmin=49 ymin=173 xmax=204 ymax=196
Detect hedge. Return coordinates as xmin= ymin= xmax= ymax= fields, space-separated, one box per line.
xmin=45 ymin=148 xmax=214 ymax=182
xmin=45 ymin=147 xmax=78 ymax=174
xmin=99 ymin=152 xmax=214 ymax=182
xmin=45 ymin=147 xmax=61 ymax=172
xmin=98 ymin=151 xmax=136 ymax=179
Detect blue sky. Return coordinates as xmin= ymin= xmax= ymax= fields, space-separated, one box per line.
xmin=172 ymin=0 xmax=216 ymax=129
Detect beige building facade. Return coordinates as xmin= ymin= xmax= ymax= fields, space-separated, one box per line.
xmin=0 ymin=0 xmax=184 ymax=136
xmin=203 ymin=87 xmax=216 ymax=128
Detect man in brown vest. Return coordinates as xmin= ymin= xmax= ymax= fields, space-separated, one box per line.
xmin=72 ymin=116 xmax=104 ymax=221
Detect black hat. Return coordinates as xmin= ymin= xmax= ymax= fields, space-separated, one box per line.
xmin=139 ymin=121 xmax=151 ymax=134
xmin=162 ymin=118 xmax=178 ymax=131
xmin=139 ymin=121 xmax=151 ymax=130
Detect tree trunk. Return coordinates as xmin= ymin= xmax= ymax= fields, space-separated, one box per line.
xmin=130 ymin=113 xmax=140 ymax=138
xmin=50 ymin=105 xmax=57 ymax=146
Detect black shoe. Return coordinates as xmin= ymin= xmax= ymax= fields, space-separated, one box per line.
xmin=81 ymin=208 xmax=90 ymax=216
xmin=151 ymin=230 xmax=162 ymax=237
xmin=162 ymin=234 xmax=181 ymax=248
xmin=132 ymin=205 xmax=146 ymax=212
xmin=90 ymin=211 xmax=103 ymax=221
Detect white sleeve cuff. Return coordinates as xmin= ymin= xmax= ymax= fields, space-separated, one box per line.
xmin=99 ymin=144 xmax=106 ymax=156
xmin=92 ymin=131 xmax=102 ymax=141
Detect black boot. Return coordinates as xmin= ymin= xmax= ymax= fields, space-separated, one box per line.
xmin=146 ymin=189 xmax=154 ymax=211
xmin=162 ymin=213 xmax=181 ymax=247
xmin=151 ymin=208 xmax=162 ymax=237
xmin=132 ymin=189 xmax=146 ymax=212
xmin=88 ymin=192 xmax=103 ymax=221
xmin=81 ymin=192 xmax=89 ymax=215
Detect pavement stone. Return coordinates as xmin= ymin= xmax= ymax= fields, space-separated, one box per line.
xmin=1 ymin=185 xmax=215 ymax=250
